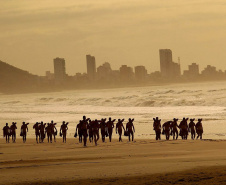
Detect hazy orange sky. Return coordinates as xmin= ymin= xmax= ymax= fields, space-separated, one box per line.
xmin=0 ymin=0 xmax=225 ymax=75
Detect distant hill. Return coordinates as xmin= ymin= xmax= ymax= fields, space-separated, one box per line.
xmin=0 ymin=60 xmax=40 ymax=93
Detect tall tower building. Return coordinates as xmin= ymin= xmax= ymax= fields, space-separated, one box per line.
xmin=54 ymin=57 xmax=66 ymax=83
xmin=86 ymin=55 xmax=96 ymax=80
xmin=159 ymin=49 xmax=181 ymax=79
xmin=159 ymin=49 xmax=173 ymax=77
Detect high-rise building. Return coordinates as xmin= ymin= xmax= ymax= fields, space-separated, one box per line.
xmin=183 ymin=63 xmax=199 ymax=79
xmin=86 ymin=55 xmax=96 ymax=80
xmin=119 ymin=65 xmax=134 ymax=83
xmin=159 ymin=49 xmax=181 ymax=79
xmin=97 ymin=62 xmax=112 ymax=80
xmin=134 ymin=66 xmax=147 ymax=82
xmin=188 ymin=63 xmax=199 ymax=75
xmin=159 ymin=49 xmax=172 ymax=77
xmin=53 ymin=57 xmax=66 ymax=83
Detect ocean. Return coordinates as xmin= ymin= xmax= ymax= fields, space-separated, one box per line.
xmin=1 ymin=81 xmax=226 ymax=140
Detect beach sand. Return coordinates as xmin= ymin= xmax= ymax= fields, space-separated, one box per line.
xmin=1 ymin=138 xmax=226 ymax=185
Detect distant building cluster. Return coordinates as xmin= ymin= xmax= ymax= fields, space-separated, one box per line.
xmin=1 ymin=48 xmax=226 ymax=93
xmin=46 ymin=49 xmax=226 ymax=89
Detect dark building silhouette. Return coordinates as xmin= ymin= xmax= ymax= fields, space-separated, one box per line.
xmin=119 ymin=65 xmax=134 ymax=83
xmin=54 ymin=57 xmax=66 ymax=84
xmin=86 ymin=55 xmax=96 ymax=80
xmin=97 ymin=62 xmax=112 ymax=81
xmin=134 ymin=66 xmax=147 ymax=82
xmin=159 ymin=49 xmax=181 ymax=79
xmin=201 ymin=65 xmax=217 ymax=80
xmin=183 ymin=63 xmax=199 ymax=79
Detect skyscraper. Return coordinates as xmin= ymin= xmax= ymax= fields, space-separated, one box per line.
xmin=54 ymin=57 xmax=66 ymax=84
xmin=159 ymin=49 xmax=173 ymax=77
xmin=86 ymin=55 xmax=96 ymax=80
xmin=159 ymin=49 xmax=181 ymax=79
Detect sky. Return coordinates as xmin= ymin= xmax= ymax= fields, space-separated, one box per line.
xmin=0 ymin=0 xmax=226 ymax=76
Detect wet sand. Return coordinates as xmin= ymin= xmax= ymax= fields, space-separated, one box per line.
xmin=1 ymin=138 xmax=226 ymax=185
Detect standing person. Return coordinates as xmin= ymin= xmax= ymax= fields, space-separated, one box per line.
xmin=153 ymin=117 xmax=161 ymax=140
xmin=76 ymin=121 xmax=82 ymax=143
xmin=33 ymin=122 xmax=40 ymax=143
xmin=116 ymin=119 xmax=125 ymax=142
xmin=3 ymin=123 xmax=10 ymax=143
xmin=178 ymin=118 xmax=189 ymax=140
xmin=50 ymin=121 xmax=57 ymax=142
xmin=39 ymin=122 xmax=46 ymax=143
xmin=126 ymin=118 xmax=135 ymax=142
xmin=107 ymin=117 xmax=115 ymax=142
xmin=88 ymin=120 xmax=93 ymax=143
xmin=162 ymin=121 xmax=172 ymax=140
xmin=92 ymin=119 xmax=100 ymax=146
xmin=170 ymin=118 xmax=179 ymax=140
xmin=21 ymin=122 xmax=29 ymax=143
xmin=196 ymin=119 xmax=203 ymax=140
xmin=100 ymin=118 xmax=107 ymax=142
xmin=80 ymin=116 xmax=90 ymax=147
xmin=10 ymin=122 xmax=17 ymax=143
xmin=189 ymin=119 xmax=196 ymax=140
xmin=60 ymin=121 xmax=69 ymax=143
xmin=45 ymin=123 xmax=52 ymax=143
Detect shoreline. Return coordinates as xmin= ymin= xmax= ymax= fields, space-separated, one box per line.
xmin=1 ymin=139 xmax=226 ymax=184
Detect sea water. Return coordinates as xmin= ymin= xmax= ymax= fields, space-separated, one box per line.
xmin=0 ymin=81 xmax=226 ymax=139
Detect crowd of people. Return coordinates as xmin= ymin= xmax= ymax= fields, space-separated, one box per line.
xmin=2 ymin=116 xmax=203 ymax=146
xmin=2 ymin=116 xmax=135 ymax=146
xmin=153 ymin=117 xmax=204 ymax=140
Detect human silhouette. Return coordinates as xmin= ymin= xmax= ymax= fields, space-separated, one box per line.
xmin=196 ymin=119 xmax=203 ymax=140
xmin=100 ymin=118 xmax=107 ymax=142
xmin=178 ymin=118 xmax=189 ymax=140
xmin=21 ymin=122 xmax=29 ymax=143
xmin=116 ymin=119 xmax=125 ymax=142
xmin=107 ymin=117 xmax=115 ymax=142
xmin=88 ymin=120 xmax=94 ymax=143
xmin=3 ymin=123 xmax=10 ymax=143
xmin=60 ymin=121 xmax=69 ymax=143
xmin=126 ymin=118 xmax=135 ymax=142
xmin=10 ymin=122 xmax=17 ymax=143
xmin=162 ymin=121 xmax=172 ymax=140
xmin=80 ymin=116 xmax=90 ymax=146
xmin=46 ymin=123 xmax=52 ymax=143
xmin=33 ymin=122 xmax=40 ymax=143
xmin=153 ymin=117 xmax=161 ymax=140
xmin=39 ymin=122 xmax=46 ymax=143
xmin=92 ymin=119 xmax=100 ymax=146
xmin=76 ymin=121 xmax=82 ymax=143
xmin=51 ymin=121 xmax=57 ymax=142
xmin=170 ymin=118 xmax=179 ymax=140
xmin=189 ymin=119 xmax=196 ymax=140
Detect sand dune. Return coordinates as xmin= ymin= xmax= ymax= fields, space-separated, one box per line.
xmin=1 ymin=138 xmax=226 ymax=184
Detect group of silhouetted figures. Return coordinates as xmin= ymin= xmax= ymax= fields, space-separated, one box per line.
xmin=2 ymin=116 xmax=135 ymax=146
xmin=2 ymin=116 xmax=203 ymax=145
xmin=153 ymin=117 xmax=204 ymax=140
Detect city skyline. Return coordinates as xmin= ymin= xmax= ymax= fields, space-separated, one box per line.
xmin=1 ymin=49 xmax=226 ymax=79
xmin=1 ymin=1 xmax=226 ymax=76
xmin=48 ymin=50 xmax=226 ymax=78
